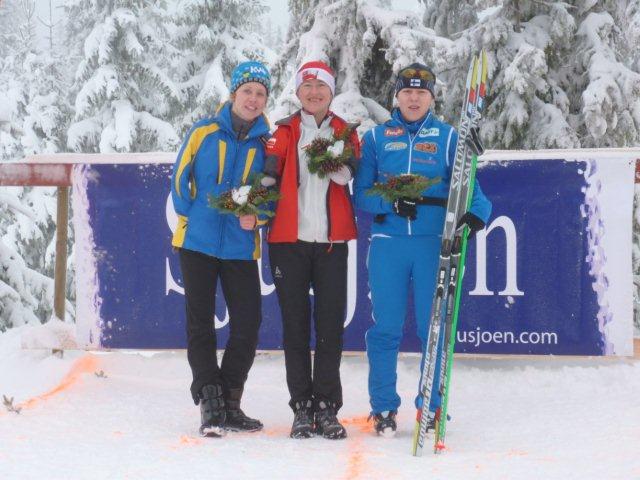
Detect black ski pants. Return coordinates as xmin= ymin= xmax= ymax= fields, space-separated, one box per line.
xmin=179 ymin=248 xmax=261 ymax=404
xmin=268 ymin=241 xmax=348 ymax=411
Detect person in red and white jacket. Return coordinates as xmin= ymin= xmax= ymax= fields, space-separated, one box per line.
xmin=264 ymin=61 xmax=359 ymax=440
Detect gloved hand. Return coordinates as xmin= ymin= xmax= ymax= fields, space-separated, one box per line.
xmin=393 ymin=197 xmax=417 ymax=220
xmin=456 ymin=211 xmax=485 ymax=238
xmin=328 ymin=165 xmax=352 ymax=186
xmin=466 ymin=126 xmax=484 ymax=156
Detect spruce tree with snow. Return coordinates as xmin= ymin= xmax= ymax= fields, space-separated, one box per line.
xmin=168 ymin=0 xmax=274 ymax=135
xmin=571 ymin=2 xmax=640 ymax=148
xmin=428 ymin=0 xmax=581 ymax=150
xmin=271 ymin=0 xmax=435 ymax=132
xmin=0 ymin=1 xmax=74 ymax=328
xmin=65 ymin=0 xmax=181 ymax=153
xmin=422 ymin=0 xmax=478 ymax=37
xmin=0 ymin=188 xmax=66 ymax=331
xmin=269 ymin=0 xmax=320 ymax=101
xmin=0 ymin=0 xmax=71 ymax=161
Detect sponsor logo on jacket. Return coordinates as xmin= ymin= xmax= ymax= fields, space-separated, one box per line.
xmin=413 ymin=157 xmax=437 ymax=165
xmin=384 ymin=141 xmax=408 ymax=151
xmin=414 ymin=142 xmax=438 ymax=153
xmin=384 ymin=127 xmax=405 ymax=137
xmin=418 ymin=127 xmax=440 ymax=137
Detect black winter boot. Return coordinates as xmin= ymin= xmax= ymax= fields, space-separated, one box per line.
xmin=199 ymin=384 xmax=226 ymax=437
xmin=290 ymin=400 xmax=314 ymax=439
xmin=314 ymin=401 xmax=347 ymax=440
xmin=224 ymin=388 xmax=263 ymax=432
xmin=371 ymin=411 xmax=397 ymax=438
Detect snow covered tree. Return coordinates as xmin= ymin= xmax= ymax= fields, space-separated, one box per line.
xmin=65 ymin=0 xmax=181 ymax=153
xmin=271 ymin=0 xmax=436 ymax=132
xmin=269 ymin=0 xmax=321 ymax=101
xmin=0 ymin=186 xmax=73 ymax=330
xmin=424 ymin=0 xmax=640 ymax=150
xmin=167 ymin=0 xmax=274 ymax=135
xmin=259 ymin=16 xmax=285 ymax=53
xmin=0 ymin=0 xmax=72 ymax=161
xmin=422 ymin=0 xmax=478 ymax=37
xmin=0 ymin=0 xmax=74 ymax=328
xmin=428 ymin=1 xmax=581 ymax=150
xmin=571 ymin=2 xmax=640 ymax=148
xmin=0 ymin=191 xmax=55 ymax=330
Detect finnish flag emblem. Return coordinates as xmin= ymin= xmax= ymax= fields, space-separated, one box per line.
xmin=410 ymin=78 xmax=421 ymax=87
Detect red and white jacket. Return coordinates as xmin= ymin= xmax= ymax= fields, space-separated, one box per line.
xmin=265 ymin=110 xmax=360 ymax=243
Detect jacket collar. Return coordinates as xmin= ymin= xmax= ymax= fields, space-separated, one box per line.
xmin=387 ymin=108 xmax=433 ymax=129
xmin=214 ymin=101 xmax=270 ymax=139
xmin=276 ymin=109 xmax=355 ymax=132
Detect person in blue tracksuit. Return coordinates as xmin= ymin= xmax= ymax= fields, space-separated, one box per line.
xmin=353 ymin=63 xmax=492 ymax=437
xmin=171 ymin=61 xmax=271 ymax=437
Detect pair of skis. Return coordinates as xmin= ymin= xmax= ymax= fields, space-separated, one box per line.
xmin=411 ymin=51 xmax=489 ymax=456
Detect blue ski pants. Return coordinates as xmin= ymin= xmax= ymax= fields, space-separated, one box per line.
xmin=366 ymin=234 xmax=445 ymax=414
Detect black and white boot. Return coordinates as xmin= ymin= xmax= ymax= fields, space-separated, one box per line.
xmin=224 ymin=388 xmax=263 ymax=432
xmin=314 ymin=401 xmax=347 ymax=440
xmin=371 ymin=411 xmax=397 ymax=438
xmin=290 ymin=400 xmax=314 ymax=439
xmin=199 ymin=384 xmax=226 ymax=437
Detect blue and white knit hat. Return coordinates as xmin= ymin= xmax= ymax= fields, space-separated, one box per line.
xmin=230 ymin=61 xmax=271 ymax=95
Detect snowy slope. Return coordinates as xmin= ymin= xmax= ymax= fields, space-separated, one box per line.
xmin=1 ymin=325 xmax=639 ymax=480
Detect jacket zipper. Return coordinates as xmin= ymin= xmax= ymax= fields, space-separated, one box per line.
xmin=325 ymin=187 xmax=333 ymax=250
xmin=406 ymin=113 xmax=431 ymax=236
xmin=218 ymin=137 xmax=239 ymax=256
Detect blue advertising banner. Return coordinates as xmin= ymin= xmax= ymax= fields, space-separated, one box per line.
xmin=73 ymin=152 xmax=635 ymax=355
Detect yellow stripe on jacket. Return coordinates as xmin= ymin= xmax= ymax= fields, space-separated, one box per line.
xmin=252 ymin=230 xmax=261 ymax=260
xmin=174 ymin=123 xmax=220 ymax=199
xmin=218 ymin=141 xmax=227 ymax=184
xmin=242 ymin=148 xmax=256 ymax=184
xmin=172 ymin=215 xmax=189 ymax=248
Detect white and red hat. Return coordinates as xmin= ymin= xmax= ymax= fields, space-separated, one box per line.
xmin=295 ymin=61 xmax=336 ymax=95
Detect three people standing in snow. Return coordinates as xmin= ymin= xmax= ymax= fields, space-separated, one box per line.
xmin=170 ymin=60 xmax=491 ymax=439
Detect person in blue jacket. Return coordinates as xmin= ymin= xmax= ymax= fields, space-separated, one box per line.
xmin=353 ymin=63 xmax=492 ymax=437
xmin=171 ymin=61 xmax=271 ymax=437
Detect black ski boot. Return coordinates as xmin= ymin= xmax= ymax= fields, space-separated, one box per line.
xmin=290 ymin=400 xmax=314 ymax=439
xmin=224 ymin=388 xmax=263 ymax=432
xmin=417 ymin=409 xmax=438 ymax=432
xmin=371 ymin=411 xmax=397 ymax=438
xmin=314 ymin=401 xmax=347 ymax=440
xmin=198 ymin=384 xmax=226 ymax=437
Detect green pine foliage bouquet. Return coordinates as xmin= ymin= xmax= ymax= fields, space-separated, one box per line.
xmin=366 ymin=173 xmax=441 ymax=202
xmin=305 ymin=128 xmax=354 ymax=178
xmin=209 ymin=175 xmax=281 ymax=217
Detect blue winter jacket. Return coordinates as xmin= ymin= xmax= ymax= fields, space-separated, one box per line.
xmin=171 ymin=102 xmax=270 ymax=260
xmin=354 ymin=109 xmax=491 ymax=236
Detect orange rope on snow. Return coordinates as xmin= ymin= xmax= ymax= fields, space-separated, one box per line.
xmin=17 ymin=354 xmax=99 ymax=410
xmin=344 ymin=436 xmax=366 ymax=479
xmin=341 ymin=415 xmax=373 ymax=434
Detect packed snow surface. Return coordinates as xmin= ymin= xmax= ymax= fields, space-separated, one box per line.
xmin=1 ymin=325 xmax=639 ymax=480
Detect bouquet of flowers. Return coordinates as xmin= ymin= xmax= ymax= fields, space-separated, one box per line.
xmin=305 ymin=128 xmax=354 ymax=178
xmin=366 ymin=173 xmax=441 ymax=202
xmin=209 ymin=175 xmax=281 ymax=217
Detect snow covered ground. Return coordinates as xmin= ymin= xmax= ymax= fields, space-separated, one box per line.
xmin=1 ymin=325 xmax=639 ymax=480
